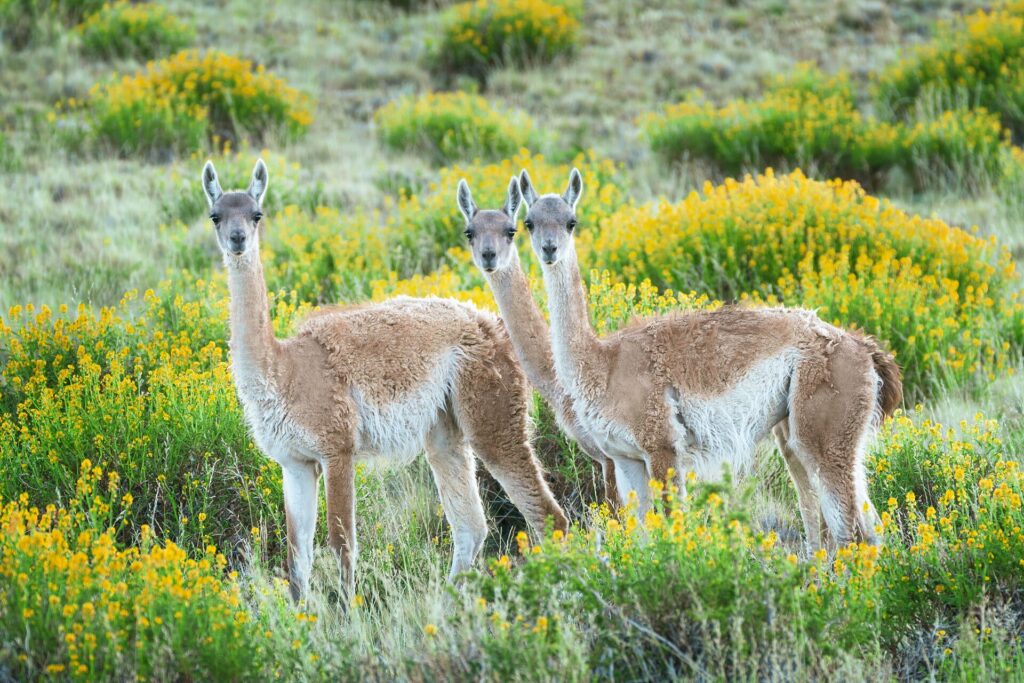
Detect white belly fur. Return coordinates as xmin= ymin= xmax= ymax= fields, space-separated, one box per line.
xmin=236 ymin=348 xmax=465 ymax=468
xmin=667 ymin=352 xmax=796 ymax=479
xmin=352 ymin=348 xmax=464 ymax=464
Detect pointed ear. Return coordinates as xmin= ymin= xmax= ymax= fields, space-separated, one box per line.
xmin=502 ymin=176 xmax=522 ymax=220
xmin=563 ymin=167 xmax=583 ymax=210
xmin=456 ymin=179 xmax=477 ymax=223
xmin=247 ymin=158 xmax=269 ymax=205
xmin=518 ymin=169 xmax=539 ymax=208
xmin=202 ymin=161 xmax=223 ymax=208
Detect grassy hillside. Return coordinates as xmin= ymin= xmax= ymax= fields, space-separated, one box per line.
xmin=2 ymin=0 xmax=1024 ymax=680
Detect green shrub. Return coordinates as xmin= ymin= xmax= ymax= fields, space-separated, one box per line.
xmin=874 ymin=4 xmax=1024 ymax=139
xmin=0 ymin=0 xmax=105 ymax=49
xmin=429 ymin=0 xmax=579 ymax=81
xmin=0 ymin=130 xmax=17 ymax=171
xmin=0 ymin=465 xmax=312 ymax=680
xmin=457 ymin=412 xmax=1024 ymax=679
xmin=76 ymin=2 xmax=194 ymax=61
xmin=374 ymin=91 xmax=532 ymax=164
xmin=0 ymin=289 xmax=289 ymax=557
xmin=61 ymin=49 xmax=313 ymax=158
xmin=587 ymin=170 xmax=1024 ymax=397
xmin=642 ymin=65 xmax=1008 ymax=189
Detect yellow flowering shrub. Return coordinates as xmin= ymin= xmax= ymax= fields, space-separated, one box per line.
xmin=374 ymin=91 xmax=533 ymax=164
xmin=430 ymin=0 xmax=579 ymax=80
xmin=0 ymin=462 xmax=309 ymax=680
xmin=261 ymin=205 xmax=391 ymax=304
xmin=371 ymin=257 xmax=495 ymax=311
xmin=874 ymin=3 xmax=1024 ymax=137
xmin=589 ymin=170 xmax=1024 ymax=396
xmin=471 ymin=412 xmax=1024 ymax=678
xmin=76 ymin=2 xmax=193 ymax=60
xmin=643 ymin=64 xmax=1008 ymax=187
xmin=64 ymin=49 xmax=313 ymax=158
xmin=388 ymin=149 xmax=622 ymax=275
xmin=0 ymin=288 xmax=293 ymax=556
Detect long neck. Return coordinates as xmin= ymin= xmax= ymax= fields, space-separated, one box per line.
xmin=485 ymin=249 xmax=562 ymax=406
xmin=226 ymin=245 xmax=279 ymax=381
xmin=542 ymin=245 xmax=606 ymax=398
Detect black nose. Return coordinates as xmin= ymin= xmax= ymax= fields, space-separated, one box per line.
xmin=229 ymin=232 xmax=245 ymax=250
xmin=481 ymin=249 xmax=495 ymax=263
xmin=542 ymin=244 xmax=557 ymax=259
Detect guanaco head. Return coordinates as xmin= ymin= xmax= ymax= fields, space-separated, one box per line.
xmin=518 ymin=167 xmax=582 ymax=267
xmin=457 ymin=176 xmax=522 ymax=274
xmin=201 ymin=159 xmax=268 ymax=260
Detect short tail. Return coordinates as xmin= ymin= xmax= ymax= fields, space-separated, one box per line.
xmin=871 ymin=346 xmax=903 ymax=422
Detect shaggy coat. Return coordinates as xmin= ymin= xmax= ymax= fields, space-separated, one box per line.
xmin=523 ymin=168 xmax=902 ymax=548
xmin=204 ymin=159 xmax=567 ymax=600
xmin=457 ymin=177 xmax=620 ymax=505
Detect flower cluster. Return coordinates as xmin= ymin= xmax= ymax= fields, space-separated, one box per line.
xmin=642 ymin=64 xmax=1009 ymax=188
xmin=588 ymin=169 xmax=1023 ymax=397
xmin=0 ymin=462 xmax=309 ymax=680
xmin=76 ymin=2 xmax=194 ymax=60
xmin=0 ymin=288 xmax=289 ymax=557
xmin=374 ymin=91 xmax=533 ymax=164
xmin=430 ymin=0 xmax=579 ymax=80
xmin=874 ymin=3 xmax=1024 ymax=138
xmin=63 ymin=49 xmax=313 ymax=158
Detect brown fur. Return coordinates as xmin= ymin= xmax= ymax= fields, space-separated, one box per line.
xmin=205 ymin=160 xmax=567 ymax=601
xmin=459 ymin=178 xmax=621 ymax=506
xmin=524 ymin=167 xmax=903 ymax=549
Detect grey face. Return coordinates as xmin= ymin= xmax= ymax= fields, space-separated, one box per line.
xmin=457 ymin=177 xmax=522 ymax=274
xmin=202 ymin=159 xmax=268 ymax=257
xmin=519 ymin=168 xmax=582 ymax=266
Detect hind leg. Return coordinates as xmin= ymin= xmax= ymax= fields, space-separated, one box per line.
xmin=424 ymin=411 xmax=488 ymax=579
xmin=790 ymin=338 xmax=881 ymax=548
xmin=323 ymin=452 xmax=357 ymax=602
xmin=454 ymin=360 xmax=568 ymax=534
xmin=774 ymin=421 xmax=828 ymax=551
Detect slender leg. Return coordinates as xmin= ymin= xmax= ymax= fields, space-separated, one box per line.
xmin=323 ymin=454 xmax=356 ymax=602
xmin=473 ymin=437 xmax=569 ymax=534
xmin=790 ymin=339 xmax=880 ymax=549
xmin=282 ymin=459 xmax=320 ymax=601
xmin=773 ymin=421 xmax=827 ymax=551
xmin=454 ymin=350 xmax=568 ymax=535
xmin=612 ymin=456 xmax=652 ymax=513
xmin=601 ymin=458 xmax=621 ymax=511
xmin=424 ymin=416 xmax=488 ymax=579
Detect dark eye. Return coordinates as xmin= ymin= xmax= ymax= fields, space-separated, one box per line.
xmin=524 ymin=219 xmax=534 ymax=232
xmin=210 ymin=214 xmax=221 ymax=226
xmin=505 ymin=228 xmax=516 ymax=240
xmin=567 ymin=218 xmax=577 ymax=232
xmin=253 ymin=212 xmax=263 ymax=224
xmin=464 ymin=229 xmax=474 ymax=242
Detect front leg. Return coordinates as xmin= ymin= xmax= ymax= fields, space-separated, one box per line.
xmin=648 ymin=448 xmax=685 ymax=502
xmin=323 ymin=453 xmax=356 ymax=603
xmin=611 ymin=455 xmax=652 ymax=513
xmin=282 ymin=459 xmax=320 ymax=602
